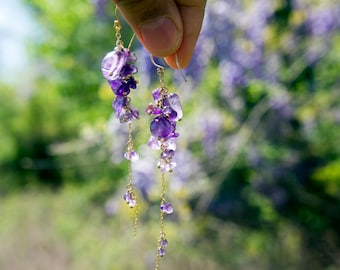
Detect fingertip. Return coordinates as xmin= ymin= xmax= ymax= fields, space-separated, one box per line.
xmin=164 ymin=52 xmax=191 ymax=69
xmin=138 ymin=16 xmax=182 ymax=57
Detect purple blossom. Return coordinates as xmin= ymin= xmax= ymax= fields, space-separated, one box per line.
xmin=306 ymin=7 xmax=339 ymax=35
xmin=90 ymin=0 xmax=108 ymax=18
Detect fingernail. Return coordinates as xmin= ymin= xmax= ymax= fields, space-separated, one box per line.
xmin=139 ymin=17 xmax=180 ymax=56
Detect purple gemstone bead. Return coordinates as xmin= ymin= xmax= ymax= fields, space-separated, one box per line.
xmin=158 ymin=160 xmax=177 ymax=172
xmin=124 ymin=49 xmax=137 ymax=62
xmin=163 ymin=106 xmax=178 ymax=121
xmin=166 ymin=93 xmax=183 ymax=121
xmin=130 ymin=106 xmax=140 ymax=120
xmin=112 ymin=96 xmax=127 ymax=118
xmin=160 ymin=238 xmax=168 ymax=247
xmin=119 ymin=109 xmax=133 ymax=124
xmin=126 ymin=77 xmax=137 ymax=89
xmin=147 ymin=136 xmax=161 ymax=150
xmin=108 ymin=79 xmax=122 ymax=91
xmin=160 ymin=202 xmax=174 ymax=214
xmin=101 ymin=50 xmax=127 ymax=80
xmin=165 ymin=138 xmax=177 ymax=151
xmin=158 ymin=247 xmax=166 ymax=257
xmin=160 ymin=149 xmax=175 ymax=160
xmin=146 ymin=104 xmax=162 ymax=115
xmin=115 ymin=83 xmax=130 ymax=96
xmin=120 ymin=64 xmax=138 ymax=77
xmin=152 ymin=88 xmax=162 ymax=101
xmin=124 ymin=150 xmax=139 ymax=162
xmin=150 ymin=116 xmax=175 ymax=138
xmin=167 ymin=132 xmax=179 ymax=139
xmin=123 ymin=191 xmax=137 ymax=208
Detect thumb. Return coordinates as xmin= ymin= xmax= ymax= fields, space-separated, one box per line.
xmin=114 ymin=0 xmax=183 ymax=58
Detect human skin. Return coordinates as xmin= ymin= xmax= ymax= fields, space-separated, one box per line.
xmin=113 ymin=0 xmax=207 ymax=69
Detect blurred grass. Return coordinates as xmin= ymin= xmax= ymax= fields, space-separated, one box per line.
xmin=0 ymin=186 xmax=306 ymax=270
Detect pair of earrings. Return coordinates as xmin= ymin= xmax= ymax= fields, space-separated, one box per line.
xmin=100 ymin=7 xmax=183 ymax=270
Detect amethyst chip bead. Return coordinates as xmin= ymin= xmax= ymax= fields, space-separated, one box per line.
xmin=160 ymin=202 xmax=174 ymax=214
xmin=101 ymin=50 xmax=127 ymax=80
xmin=160 ymin=238 xmax=168 ymax=247
xmin=150 ymin=116 xmax=176 ymax=139
xmin=123 ymin=191 xmax=137 ymax=208
xmin=158 ymin=247 xmax=166 ymax=257
xmin=124 ymin=150 xmax=139 ymax=162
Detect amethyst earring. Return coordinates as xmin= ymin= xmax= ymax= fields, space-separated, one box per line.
xmin=101 ymin=7 xmax=139 ymax=237
xmin=146 ymin=56 xmax=183 ymax=269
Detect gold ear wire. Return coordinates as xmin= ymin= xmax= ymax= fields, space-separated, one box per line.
xmin=150 ymin=55 xmax=166 ymax=89
xmin=114 ymin=5 xmax=119 ymax=22
xmin=150 ymin=54 xmax=187 ymax=82
xmin=113 ymin=6 xmax=123 ymax=48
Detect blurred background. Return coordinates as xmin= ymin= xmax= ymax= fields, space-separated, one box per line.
xmin=1 ymin=0 xmax=340 ymax=269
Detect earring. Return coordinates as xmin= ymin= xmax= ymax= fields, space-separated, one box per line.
xmin=146 ymin=56 xmax=183 ymax=269
xmin=100 ymin=6 xmax=139 ymax=238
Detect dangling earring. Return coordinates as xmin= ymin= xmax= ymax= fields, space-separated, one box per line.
xmin=100 ymin=6 xmax=139 ymax=238
xmin=146 ymin=55 xmax=183 ymax=269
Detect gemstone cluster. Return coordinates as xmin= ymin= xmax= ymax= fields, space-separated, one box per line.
xmin=146 ymin=88 xmax=183 ymax=173
xmin=101 ymin=47 xmax=139 ymax=124
xmin=146 ymin=83 xmax=183 ymax=258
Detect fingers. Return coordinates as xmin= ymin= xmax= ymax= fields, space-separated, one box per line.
xmin=164 ymin=1 xmax=206 ymax=68
xmin=114 ymin=0 xmax=183 ymax=57
xmin=113 ymin=0 xmax=206 ymax=69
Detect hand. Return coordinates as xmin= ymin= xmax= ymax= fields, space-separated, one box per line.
xmin=113 ymin=0 xmax=207 ymax=69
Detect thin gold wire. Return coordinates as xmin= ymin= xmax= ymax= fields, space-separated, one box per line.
xmin=114 ymin=6 xmax=123 ymax=48
xmin=114 ymin=5 xmax=139 ymax=238
xmin=155 ymin=172 xmax=167 ymax=270
xmin=126 ymin=123 xmax=139 ymax=238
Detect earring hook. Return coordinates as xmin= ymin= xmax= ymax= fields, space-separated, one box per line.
xmin=150 ymin=55 xmax=165 ymax=71
xmin=128 ymin=33 xmax=136 ymax=50
xmin=115 ymin=5 xmax=120 ymax=22
xmin=175 ymin=54 xmax=187 ymax=82
xmin=150 ymin=54 xmax=187 ymax=82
